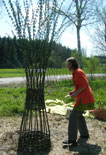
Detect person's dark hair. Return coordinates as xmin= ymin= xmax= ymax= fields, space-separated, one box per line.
xmin=66 ymin=57 xmax=78 ymax=69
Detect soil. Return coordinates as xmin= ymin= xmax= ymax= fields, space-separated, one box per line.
xmin=0 ymin=113 xmax=106 ymax=155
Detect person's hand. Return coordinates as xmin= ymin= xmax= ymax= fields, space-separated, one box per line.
xmin=69 ymin=91 xmax=74 ymax=96
xmin=65 ymin=91 xmax=74 ymax=98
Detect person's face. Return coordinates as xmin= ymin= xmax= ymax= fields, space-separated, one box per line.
xmin=66 ymin=61 xmax=73 ymax=71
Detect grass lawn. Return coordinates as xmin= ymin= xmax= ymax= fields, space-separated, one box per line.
xmin=0 ymin=68 xmax=71 ymax=78
xmin=0 ymin=78 xmax=106 ymax=116
xmin=0 ymin=69 xmax=25 ymax=78
xmin=0 ymin=68 xmax=106 ymax=78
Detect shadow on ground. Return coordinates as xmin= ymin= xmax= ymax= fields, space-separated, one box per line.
xmin=17 ymin=145 xmax=51 ymax=155
xmin=63 ymin=138 xmax=101 ymax=155
xmin=17 ymin=135 xmax=51 ymax=155
xmin=17 ymin=150 xmax=50 ymax=155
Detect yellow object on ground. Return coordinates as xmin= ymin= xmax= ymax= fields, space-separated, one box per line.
xmin=45 ymin=99 xmax=73 ymax=115
xmin=45 ymin=99 xmax=91 ymax=117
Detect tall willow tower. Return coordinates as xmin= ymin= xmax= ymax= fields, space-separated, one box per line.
xmin=17 ymin=39 xmax=51 ymax=154
xmin=3 ymin=0 xmax=67 ymax=154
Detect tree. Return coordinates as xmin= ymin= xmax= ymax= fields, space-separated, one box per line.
xmin=48 ymin=42 xmax=74 ymax=68
xmin=71 ymin=48 xmax=88 ymax=69
xmin=0 ymin=37 xmax=76 ymax=68
xmin=56 ymin=0 xmax=96 ymax=68
xmin=92 ymin=1 xmax=106 ymax=56
xmin=0 ymin=37 xmax=21 ymax=68
xmin=87 ymin=56 xmax=100 ymax=79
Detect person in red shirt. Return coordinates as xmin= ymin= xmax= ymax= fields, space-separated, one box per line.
xmin=63 ymin=57 xmax=95 ymax=146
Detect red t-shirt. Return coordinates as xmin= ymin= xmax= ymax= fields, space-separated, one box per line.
xmin=72 ymin=68 xmax=95 ymax=106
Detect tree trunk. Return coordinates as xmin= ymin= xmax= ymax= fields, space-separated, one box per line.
xmin=77 ymin=26 xmax=82 ymax=68
xmin=105 ymin=23 xmax=106 ymax=42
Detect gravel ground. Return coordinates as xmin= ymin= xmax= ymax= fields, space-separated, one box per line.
xmin=0 ymin=113 xmax=106 ymax=155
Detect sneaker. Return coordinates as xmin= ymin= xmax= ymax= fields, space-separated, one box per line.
xmin=62 ymin=140 xmax=77 ymax=145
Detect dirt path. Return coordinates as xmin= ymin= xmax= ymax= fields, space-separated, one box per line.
xmin=0 ymin=114 xmax=106 ymax=155
xmin=0 ymin=73 xmax=106 ymax=86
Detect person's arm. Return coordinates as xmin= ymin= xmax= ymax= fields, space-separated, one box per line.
xmin=65 ymin=90 xmax=75 ymax=98
xmin=70 ymin=87 xmax=86 ymax=98
xmin=69 ymin=90 xmax=75 ymax=95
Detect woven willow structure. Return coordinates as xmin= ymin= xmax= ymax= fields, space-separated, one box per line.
xmin=17 ymin=39 xmax=52 ymax=154
xmin=3 ymin=0 xmax=69 ymax=153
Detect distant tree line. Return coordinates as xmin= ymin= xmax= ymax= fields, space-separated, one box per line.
xmin=95 ymin=56 xmax=106 ymax=64
xmin=0 ymin=37 xmax=106 ymax=69
xmin=0 ymin=37 xmax=23 ymax=68
xmin=0 ymin=37 xmax=77 ymax=69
